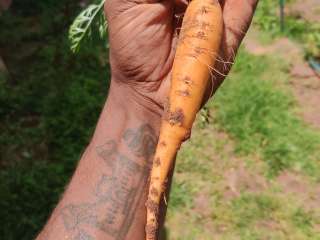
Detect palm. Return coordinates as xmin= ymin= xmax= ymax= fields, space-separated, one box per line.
xmin=105 ymin=1 xmax=178 ymax=107
xmin=105 ymin=0 xmax=258 ymax=107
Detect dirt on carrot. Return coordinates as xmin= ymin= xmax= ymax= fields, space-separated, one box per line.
xmin=145 ymin=0 xmax=223 ymax=239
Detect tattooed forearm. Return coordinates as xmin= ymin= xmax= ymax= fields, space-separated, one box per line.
xmin=123 ymin=124 xmax=157 ymax=161
xmin=60 ymin=124 xmax=157 ymax=240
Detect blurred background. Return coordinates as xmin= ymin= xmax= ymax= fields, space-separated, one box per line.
xmin=0 ymin=0 xmax=319 ymax=239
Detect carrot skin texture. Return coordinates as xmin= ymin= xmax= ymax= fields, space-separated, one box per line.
xmin=146 ymin=0 xmax=223 ymax=239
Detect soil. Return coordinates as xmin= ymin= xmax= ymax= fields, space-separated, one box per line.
xmin=286 ymin=0 xmax=320 ymax=22
xmin=244 ymin=35 xmax=302 ymax=59
xmin=243 ymin=28 xmax=320 ymax=129
xmin=223 ymin=162 xmax=268 ymax=200
xmin=289 ymin=71 xmax=320 ymax=129
xmin=277 ymin=171 xmax=320 ymax=210
xmin=240 ymin=19 xmax=320 ymax=213
xmin=167 ymin=108 xmax=185 ymax=126
xmin=256 ymin=220 xmax=281 ymax=231
xmin=193 ymin=186 xmax=212 ymax=217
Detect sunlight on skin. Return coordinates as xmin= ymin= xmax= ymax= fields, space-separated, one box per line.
xmin=105 ymin=0 xmax=259 ymax=107
xmin=37 ymin=1 xmax=259 ymax=240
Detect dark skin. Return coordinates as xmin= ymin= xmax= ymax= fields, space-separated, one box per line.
xmin=105 ymin=0 xmax=259 ymax=109
xmin=36 ymin=1 xmax=258 ymax=240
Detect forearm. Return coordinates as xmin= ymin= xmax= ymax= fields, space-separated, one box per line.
xmin=37 ymin=81 xmax=162 ymax=240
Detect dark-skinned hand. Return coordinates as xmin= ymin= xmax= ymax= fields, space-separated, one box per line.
xmin=105 ymin=0 xmax=259 ymax=113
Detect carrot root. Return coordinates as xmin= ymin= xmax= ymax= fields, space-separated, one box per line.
xmin=146 ymin=0 xmax=223 ymax=239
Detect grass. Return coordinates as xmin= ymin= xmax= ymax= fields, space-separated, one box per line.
xmin=209 ymin=51 xmax=320 ymax=177
xmin=1 ymin=1 xmax=320 ymax=239
xmin=0 ymin=2 xmax=109 ymax=239
xmin=254 ymin=1 xmax=320 ymax=59
xmin=165 ymin=50 xmax=320 ymax=239
xmin=0 ymin=162 xmax=69 ymax=239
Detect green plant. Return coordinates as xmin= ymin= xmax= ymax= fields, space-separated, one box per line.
xmin=210 ymin=51 xmax=320 ymax=176
xmin=305 ymin=25 xmax=320 ymax=59
xmin=69 ymin=0 xmax=107 ymax=53
xmin=254 ymin=1 xmax=320 ymax=59
xmin=0 ymin=162 xmax=69 ymax=239
xmin=169 ymin=179 xmax=195 ymax=210
xmin=231 ymin=193 xmax=279 ymax=228
xmin=0 ymin=1 xmax=110 ymax=238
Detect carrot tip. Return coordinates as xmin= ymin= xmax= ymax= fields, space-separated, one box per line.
xmin=145 ymin=223 xmax=157 ymax=240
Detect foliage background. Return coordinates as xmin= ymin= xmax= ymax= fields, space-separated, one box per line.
xmin=0 ymin=1 xmax=319 ymax=239
xmin=0 ymin=1 xmax=109 ymax=238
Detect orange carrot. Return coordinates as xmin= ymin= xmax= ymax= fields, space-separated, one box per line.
xmin=145 ymin=0 xmax=223 ymax=239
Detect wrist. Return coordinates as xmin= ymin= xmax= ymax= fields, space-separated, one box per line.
xmin=88 ymin=79 xmax=163 ymax=159
xmin=39 ymin=80 xmax=162 ymax=240
xmin=106 ymin=80 xmax=163 ymax=127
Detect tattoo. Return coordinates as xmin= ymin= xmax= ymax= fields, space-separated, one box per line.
xmin=60 ymin=124 xmax=157 ymax=240
xmin=123 ymin=124 xmax=157 ymax=161
xmin=94 ymin=154 xmax=147 ymax=239
xmin=61 ymin=203 xmax=97 ymax=230
xmin=96 ymin=140 xmax=117 ymax=166
xmin=73 ymin=230 xmax=94 ymax=240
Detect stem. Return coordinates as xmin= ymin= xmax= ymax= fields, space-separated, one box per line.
xmin=279 ymin=0 xmax=285 ymax=32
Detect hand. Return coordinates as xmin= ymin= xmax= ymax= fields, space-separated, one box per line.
xmin=36 ymin=3 xmax=259 ymax=240
xmin=104 ymin=0 xmax=259 ymax=114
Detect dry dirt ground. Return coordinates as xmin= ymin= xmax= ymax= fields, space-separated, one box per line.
xmin=165 ymin=118 xmax=320 ymax=239
xmin=286 ymin=0 xmax=320 ymax=22
xmin=243 ymin=28 xmax=320 ymax=129
xmin=165 ymin=3 xmax=320 ymax=237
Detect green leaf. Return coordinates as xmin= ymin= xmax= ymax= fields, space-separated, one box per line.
xmin=69 ymin=0 xmax=107 ymax=53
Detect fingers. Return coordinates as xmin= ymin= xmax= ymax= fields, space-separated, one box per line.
xmin=222 ymin=0 xmax=259 ymax=53
xmin=174 ymin=0 xmax=258 ymax=57
xmin=206 ymin=0 xmax=258 ymax=98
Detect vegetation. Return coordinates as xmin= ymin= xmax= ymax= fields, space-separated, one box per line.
xmin=0 ymin=0 xmax=319 ymax=240
xmin=68 ymin=0 xmax=106 ymax=53
xmin=254 ymin=1 xmax=320 ymax=59
xmin=211 ymin=51 xmax=320 ymax=177
xmin=0 ymin=1 xmax=108 ymax=238
xmin=165 ymin=51 xmax=320 ymax=239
